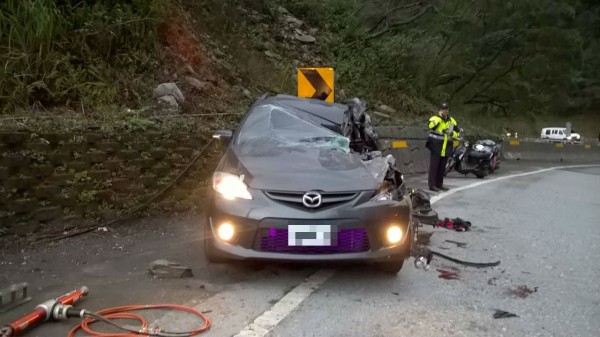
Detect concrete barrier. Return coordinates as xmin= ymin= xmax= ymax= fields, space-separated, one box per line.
xmin=375 ymin=126 xmax=600 ymax=174
xmin=502 ymin=140 xmax=600 ymax=162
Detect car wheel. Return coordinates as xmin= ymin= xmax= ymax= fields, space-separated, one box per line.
xmin=376 ymin=260 xmax=404 ymax=274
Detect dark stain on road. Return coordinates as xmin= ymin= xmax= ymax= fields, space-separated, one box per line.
xmin=437 ymin=266 xmax=460 ymax=280
xmin=510 ymin=285 xmax=538 ymax=298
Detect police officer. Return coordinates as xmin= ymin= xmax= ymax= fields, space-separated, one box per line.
xmin=426 ymin=103 xmax=459 ymax=192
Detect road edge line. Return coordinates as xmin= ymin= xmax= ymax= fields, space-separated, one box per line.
xmin=431 ymin=164 xmax=600 ymax=205
xmin=233 ymin=269 xmax=336 ymax=337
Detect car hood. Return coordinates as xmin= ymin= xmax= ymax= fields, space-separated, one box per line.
xmin=218 ymin=146 xmax=380 ymax=192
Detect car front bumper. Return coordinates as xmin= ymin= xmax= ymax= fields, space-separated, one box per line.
xmin=205 ymin=190 xmax=413 ymax=263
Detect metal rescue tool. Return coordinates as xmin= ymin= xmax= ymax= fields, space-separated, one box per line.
xmin=1 ymin=286 xmax=89 ymax=337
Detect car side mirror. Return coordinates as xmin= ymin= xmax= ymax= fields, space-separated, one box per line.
xmin=213 ymin=130 xmax=233 ymax=143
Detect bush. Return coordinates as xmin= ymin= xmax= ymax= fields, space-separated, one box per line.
xmin=0 ymin=0 xmax=169 ymax=113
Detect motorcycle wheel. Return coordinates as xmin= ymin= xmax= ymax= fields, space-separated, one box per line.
xmin=444 ymin=159 xmax=455 ymax=176
xmin=490 ymin=156 xmax=497 ymax=173
xmin=474 ymin=170 xmax=488 ymax=179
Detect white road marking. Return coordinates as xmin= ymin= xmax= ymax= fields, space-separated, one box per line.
xmin=233 ymin=269 xmax=335 ymax=337
xmin=431 ymin=164 xmax=600 ymax=204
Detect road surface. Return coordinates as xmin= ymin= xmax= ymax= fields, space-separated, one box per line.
xmin=1 ymin=162 xmax=599 ymax=337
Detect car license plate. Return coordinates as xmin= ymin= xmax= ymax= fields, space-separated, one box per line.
xmin=288 ymin=225 xmax=336 ymax=246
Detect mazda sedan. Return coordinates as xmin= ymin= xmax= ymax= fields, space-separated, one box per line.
xmin=205 ymin=95 xmax=414 ymax=273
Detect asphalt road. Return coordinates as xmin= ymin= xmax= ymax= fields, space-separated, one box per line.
xmin=1 ymin=162 xmax=599 ymax=337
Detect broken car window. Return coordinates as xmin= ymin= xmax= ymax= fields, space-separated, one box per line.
xmin=236 ymin=104 xmax=350 ymax=153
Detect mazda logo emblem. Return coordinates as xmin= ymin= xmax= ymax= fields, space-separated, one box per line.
xmin=302 ymin=191 xmax=322 ymax=208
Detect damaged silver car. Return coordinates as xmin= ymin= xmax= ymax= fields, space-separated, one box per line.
xmin=205 ymin=95 xmax=414 ymax=273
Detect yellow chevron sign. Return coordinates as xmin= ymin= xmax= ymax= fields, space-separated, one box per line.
xmin=297 ymin=67 xmax=334 ymax=102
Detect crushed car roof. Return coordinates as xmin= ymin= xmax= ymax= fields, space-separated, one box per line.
xmin=255 ymin=95 xmax=348 ymax=134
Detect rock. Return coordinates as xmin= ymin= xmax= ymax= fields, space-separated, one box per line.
xmin=153 ymin=83 xmax=184 ymax=104
xmin=157 ymin=95 xmax=179 ymax=112
xmin=295 ymin=33 xmax=316 ymax=43
xmin=181 ymin=64 xmax=197 ymax=75
xmin=372 ymin=111 xmax=391 ymax=119
xmin=277 ymin=6 xmax=289 ymax=14
xmin=261 ymin=41 xmax=275 ymax=51
xmin=184 ymin=76 xmax=209 ymax=91
xmin=378 ymin=104 xmax=397 ymax=114
xmin=148 ymin=259 xmax=193 ymax=279
xmin=285 ymin=16 xmax=304 ymax=28
xmin=308 ymin=28 xmax=319 ymax=36
xmin=264 ymin=50 xmax=282 ymax=60
xmin=243 ymin=89 xmax=253 ymax=99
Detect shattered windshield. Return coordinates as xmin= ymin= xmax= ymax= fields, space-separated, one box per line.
xmin=235 ymin=104 xmax=350 ymax=153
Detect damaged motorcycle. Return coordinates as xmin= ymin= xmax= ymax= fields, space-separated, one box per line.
xmin=444 ymin=134 xmax=493 ymax=179
xmin=474 ymin=139 xmax=501 ymax=173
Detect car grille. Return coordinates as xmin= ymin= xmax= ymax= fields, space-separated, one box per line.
xmin=264 ymin=191 xmax=358 ymax=208
xmin=259 ymin=228 xmax=370 ymax=254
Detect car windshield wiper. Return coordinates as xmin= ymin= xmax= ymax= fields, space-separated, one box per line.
xmin=297 ymin=136 xmax=336 ymax=143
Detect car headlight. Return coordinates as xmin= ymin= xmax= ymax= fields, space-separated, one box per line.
xmin=212 ymin=172 xmax=252 ymax=200
xmin=371 ymin=189 xmax=392 ymax=202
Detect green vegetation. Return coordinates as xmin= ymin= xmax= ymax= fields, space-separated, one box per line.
xmin=0 ymin=0 xmax=168 ymax=113
xmin=272 ymin=0 xmax=600 ymax=135
xmin=2 ymin=0 xmax=598 ymax=137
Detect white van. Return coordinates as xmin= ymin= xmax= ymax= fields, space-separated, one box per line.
xmin=540 ymin=127 xmax=581 ymax=142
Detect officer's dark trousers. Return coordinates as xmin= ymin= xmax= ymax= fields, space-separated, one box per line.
xmin=428 ymin=153 xmax=448 ymax=188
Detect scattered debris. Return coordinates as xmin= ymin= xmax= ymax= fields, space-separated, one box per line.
xmin=148 ymin=259 xmax=193 ymax=279
xmin=487 ymin=277 xmax=499 ymax=286
xmin=410 ymin=189 xmax=439 ymax=226
xmin=445 ymin=240 xmax=467 ymax=248
xmin=0 ymin=283 xmax=32 ymax=313
xmin=493 ymin=309 xmax=518 ymax=319
xmin=510 ymin=285 xmax=538 ymax=298
xmin=416 ymin=231 xmax=433 ymax=245
xmin=435 ymin=218 xmax=471 ymax=231
xmin=277 ymin=6 xmax=289 ymax=14
xmin=392 ymin=291 xmax=399 ymax=296
xmin=97 ymin=227 xmax=108 ymax=232
xmin=437 ymin=267 xmax=460 ymax=280
xmin=243 ymin=89 xmax=253 ymax=99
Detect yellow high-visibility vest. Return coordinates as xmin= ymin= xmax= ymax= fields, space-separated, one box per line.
xmin=428 ymin=115 xmax=459 ymax=157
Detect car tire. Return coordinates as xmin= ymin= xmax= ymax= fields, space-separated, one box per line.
xmin=376 ymin=260 xmax=404 ymax=274
xmin=204 ymin=237 xmax=228 ymax=263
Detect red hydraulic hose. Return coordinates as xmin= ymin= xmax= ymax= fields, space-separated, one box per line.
xmin=68 ymin=304 xmax=211 ymax=337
